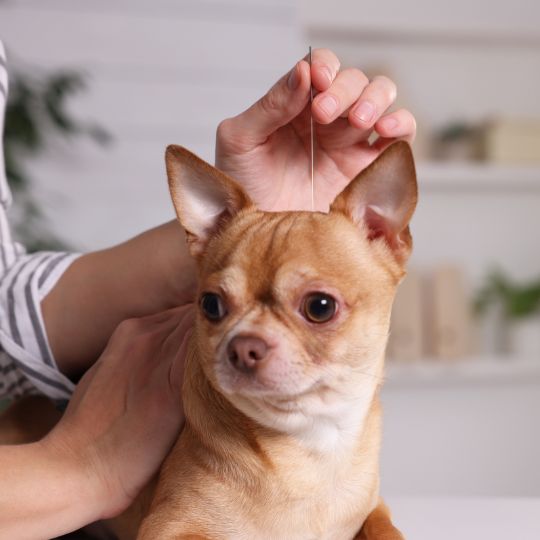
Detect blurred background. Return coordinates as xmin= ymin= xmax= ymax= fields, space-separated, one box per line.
xmin=1 ymin=0 xmax=539 ymax=530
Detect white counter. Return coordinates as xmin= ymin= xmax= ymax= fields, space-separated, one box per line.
xmin=388 ymin=497 xmax=540 ymax=540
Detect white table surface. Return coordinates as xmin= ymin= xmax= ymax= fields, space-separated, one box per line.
xmin=387 ymin=497 xmax=540 ymax=540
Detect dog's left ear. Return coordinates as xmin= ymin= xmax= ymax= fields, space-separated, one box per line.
xmin=166 ymin=145 xmax=253 ymax=257
xmin=330 ymin=141 xmax=418 ymax=263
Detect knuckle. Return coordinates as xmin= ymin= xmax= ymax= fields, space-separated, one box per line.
xmin=115 ymin=318 xmax=143 ymax=337
xmin=345 ymin=68 xmax=369 ymax=87
xmin=216 ymin=116 xmax=250 ymax=155
xmin=113 ymin=317 xmax=163 ymax=348
xmin=141 ymin=329 xmax=163 ymax=349
xmin=259 ymin=88 xmax=281 ymax=117
xmin=216 ymin=117 xmax=234 ymax=143
xmin=132 ymin=328 xmax=163 ymax=354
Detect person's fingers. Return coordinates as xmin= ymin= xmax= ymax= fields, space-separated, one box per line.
xmin=348 ymin=75 xmax=397 ymax=130
xmin=134 ymin=304 xmax=194 ymax=329
xmin=314 ymin=116 xmax=373 ymax=151
xmin=312 ymin=68 xmax=369 ymax=124
xmin=217 ymin=60 xmax=311 ymax=152
xmin=167 ymin=328 xmax=193 ymax=397
xmin=374 ymin=108 xmax=417 ymax=143
xmin=140 ymin=304 xmax=195 ymax=400
xmin=365 ymin=110 xmax=418 ymax=159
xmin=126 ymin=305 xmax=195 ymax=390
xmin=308 ymin=48 xmax=341 ymax=92
xmin=159 ymin=305 xmax=195 ymax=360
xmin=108 ymin=305 xmax=193 ymax=350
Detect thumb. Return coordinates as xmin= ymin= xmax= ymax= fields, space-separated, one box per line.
xmin=218 ymin=60 xmax=311 ymax=152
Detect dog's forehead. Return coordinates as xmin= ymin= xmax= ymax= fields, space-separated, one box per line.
xmin=201 ymin=210 xmax=393 ymax=296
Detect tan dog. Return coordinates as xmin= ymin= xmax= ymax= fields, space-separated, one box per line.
xmin=132 ymin=140 xmax=417 ymax=539
xmin=0 ymin=141 xmax=416 ymax=539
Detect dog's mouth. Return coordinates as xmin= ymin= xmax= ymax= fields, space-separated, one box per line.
xmin=260 ymin=398 xmax=298 ymax=414
xmin=259 ymin=382 xmax=324 ymax=413
xmin=217 ymin=373 xmax=330 ymax=423
xmin=214 ymin=356 xmax=324 ymax=402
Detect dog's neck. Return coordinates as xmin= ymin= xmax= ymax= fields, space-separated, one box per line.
xmin=182 ymin=338 xmax=384 ymax=487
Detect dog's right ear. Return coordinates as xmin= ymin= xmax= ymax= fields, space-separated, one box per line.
xmin=165 ymin=145 xmax=253 ymax=257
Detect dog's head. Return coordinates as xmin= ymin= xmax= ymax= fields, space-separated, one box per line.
xmin=166 ymin=143 xmax=417 ymax=439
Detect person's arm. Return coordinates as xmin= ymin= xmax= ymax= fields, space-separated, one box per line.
xmin=0 ymin=440 xmax=103 ymax=539
xmin=0 ymin=305 xmax=193 ymax=539
xmin=42 ymin=220 xmax=196 ymax=379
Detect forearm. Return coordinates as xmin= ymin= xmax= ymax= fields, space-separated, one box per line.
xmin=42 ymin=220 xmax=196 ymax=378
xmin=0 ymin=441 xmax=101 ymax=539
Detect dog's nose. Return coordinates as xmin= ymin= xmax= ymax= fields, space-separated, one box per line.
xmin=227 ymin=334 xmax=269 ymax=374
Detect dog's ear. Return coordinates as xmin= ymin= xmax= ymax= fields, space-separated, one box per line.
xmin=166 ymin=145 xmax=253 ymax=257
xmin=330 ymin=141 xmax=418 ymax=263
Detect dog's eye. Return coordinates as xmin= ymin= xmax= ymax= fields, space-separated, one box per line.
xmin=302 ymin=293 xmax=336 ymax=323
xmin=200 ymin=293 xmax=227 ymax=322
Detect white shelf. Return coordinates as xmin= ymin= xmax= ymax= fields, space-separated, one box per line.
xmin=303 ymin=2 xmax=540 ymax=49
xmin=416 ymin=162 xmax=540 ymax=191
xmin=385 ymin=356 xmax=540 ymax=387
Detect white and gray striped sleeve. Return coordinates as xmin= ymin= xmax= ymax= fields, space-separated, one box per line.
xmin=0 ymin=40 xmax=77 ymax=400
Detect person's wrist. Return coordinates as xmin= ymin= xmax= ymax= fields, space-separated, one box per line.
xmin=37 ymin=430 xmax=111 ymax=522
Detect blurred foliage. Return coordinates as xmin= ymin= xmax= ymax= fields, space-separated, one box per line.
xmin=475 ymin=270 xmax=540 ymax=319
xmin=436 ymin=122 xmax=477 ymax=142
xmin=4 ymin=65 xmax=111 ymax=251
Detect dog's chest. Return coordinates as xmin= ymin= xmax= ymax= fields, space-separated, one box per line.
xmin=141 ymin=420 xmax=380 ymax=539
xmin=234 ymin=453 xmax=378 ymax=540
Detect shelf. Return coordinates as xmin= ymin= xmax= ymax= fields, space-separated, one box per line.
xmin=302 ymin=4 xmax=540 ymax=49
xmin=305 ymin=24 xmax=540 ymax=49
xmin=416 ymin=161 xmax=540 ymax=191
xmin=385 ymin=356 xmax=540 ymax=387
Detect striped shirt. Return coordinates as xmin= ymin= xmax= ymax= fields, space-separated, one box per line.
xmin=0 ymin=41 xmax=77 ymax=401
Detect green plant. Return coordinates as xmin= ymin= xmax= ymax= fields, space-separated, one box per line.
xmin=4 ymin=63 xmax=110 ymax=251
xmin=436 ymin=122 xmax=477 ymax=143
xmin=475 ymin=270 xmax=540 ymax=319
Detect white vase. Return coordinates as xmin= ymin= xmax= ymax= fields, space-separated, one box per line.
xmin=508 ymin=315 xmax=540 ymax=359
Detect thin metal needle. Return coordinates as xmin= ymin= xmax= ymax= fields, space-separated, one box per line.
xmin=309 ymin=45 xmax=315 ymax=211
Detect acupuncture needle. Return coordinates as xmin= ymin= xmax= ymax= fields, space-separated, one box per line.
xmin=309 ymin=45 xmax=315 ymax=211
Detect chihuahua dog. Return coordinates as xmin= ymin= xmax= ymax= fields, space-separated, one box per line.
xmin=128 ymin=140 xmax=417 ymax=539
xmin=0 ymin=140 xmax=416 ymax=539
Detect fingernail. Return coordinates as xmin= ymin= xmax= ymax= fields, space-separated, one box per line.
xmin=318 ymin=94 xmax=338 ymax=117
xmin=354 ymin=101 xmax=376 ymax=124
xmin=288 ymin=64 xmax=300 ymax=90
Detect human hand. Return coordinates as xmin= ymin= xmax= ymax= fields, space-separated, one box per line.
xmin=215 ymin=48 xmax=416 ymax=212
xmin=42 ymin=305 xmax=194 ymax=520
